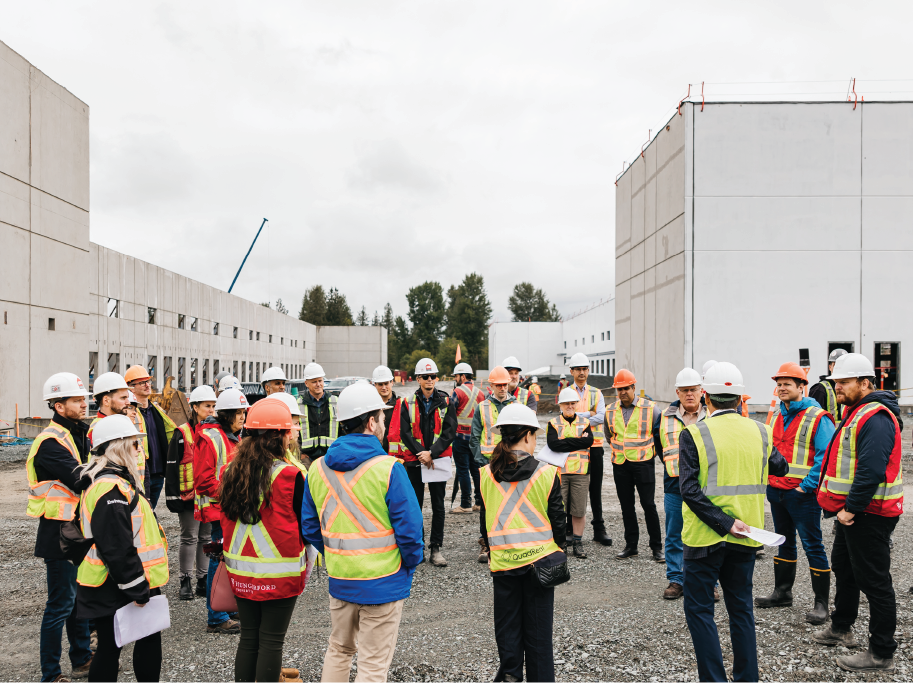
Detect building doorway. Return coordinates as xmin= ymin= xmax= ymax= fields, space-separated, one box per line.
xmin=874 ymin=342 xmax=900 ymax=393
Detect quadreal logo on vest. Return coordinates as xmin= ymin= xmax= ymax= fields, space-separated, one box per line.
xmin=505 ymin=545 xmax=547 ymax=563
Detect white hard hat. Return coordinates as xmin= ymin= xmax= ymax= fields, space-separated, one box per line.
xmin=261 ymin=366 xmax=288 ymax=384
xmin=701 ymin=360 xmax=718 ymax=378
xmin=218 ymin=375 xmax=241 ymax=392
xmin=702 ymin=362 xmax=745 ymax=395
xmin=337 ymin=381 xmax=393 ymax=421
xmin=568 ymin=353 xmax=589 ymax=368
xmin=557 ymin=387 xmax=579 ymax=404
xmin=827 ymin=353 xmax=875 ymax=380
xmin=491 ymin=403 xmax=542 ymax=435
xmin=828 ymin=348 xmax=849 ymax=364
xmin=262 ymin=392 xmax=302 ymax=416
xmin=93 ymin=372 xmax=129 ymax=397
xmin=303 ymin=362 xmax=326 ymax=380
xmin=188 ymin=385 xmax=217 ymax=403
xmin=675 ymin=367 xmax=703 ymax=388
xmin=560 ymin=374 xmax=566 ymax=379
xmin=43 ymin=372 xmax=92 ymax=401
xmin=453 ymin=362 xmax=473 ymax=376
xmin=91 ymin=414 xmax=146 ymax=451
xmin=372 ymin=365 xmax=394 ymax=383
xmin=532 ymin=376 xmax=538 ymax=382
xmin=128 ymin=391 xmax=139 ymax=405
xmin=215 ymin=388 xmax=249 ymax=411
xmin=502 ymin=356 xmax=522 ymax=371
xmin=415 ymin=358 xmax=439 ymax=375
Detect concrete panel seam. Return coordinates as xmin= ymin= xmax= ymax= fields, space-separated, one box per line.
xmin=644 ymin=144 xmax=685 ymax=185
xmin=629 ymin=272 xmax=685 ymax=300
xmin=1 ymin=169 xmax=90 ymax=215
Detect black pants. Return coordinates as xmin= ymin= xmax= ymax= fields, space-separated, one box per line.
xmin=612 ymin=459 xmax=662 ymax=549
xmin=234 ymin=595 xmax=298 ymax=682
xmin=588 ymin=447 xmax=605 ymax=528
xmin=831 ymin=512 xmax=899 ymax=658
xmin=89 ymin=613 xmax=162 ymax=682
xmin=493 ymin=569 xmax=555 ymax=682
xmin=407 ymin=466 xmax=445 ymax=547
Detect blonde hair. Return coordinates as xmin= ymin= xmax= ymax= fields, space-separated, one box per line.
xmin=79 ymin=436 xmax=142 ymax=487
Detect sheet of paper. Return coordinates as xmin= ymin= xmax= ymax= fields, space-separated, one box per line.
xmin=745 ymin=526 xmax=785 ymax=546
xmin=304 ymin=544 xmax=319 ymax=584
xmin=421 ymin=455 xmax=453 ymax=483
xmin=535 ymin=445 xmax=569 ymax=469
xmin=113 ymin=594 xmax=171 ymax=648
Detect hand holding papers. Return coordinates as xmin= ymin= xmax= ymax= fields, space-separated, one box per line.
xmin=421 ymin=455 xmax=453 ymax=483
xmin=745 ymin=527 xmax=786 ymax=546
xmin=113 ymin=595 xmax=170 ymax=647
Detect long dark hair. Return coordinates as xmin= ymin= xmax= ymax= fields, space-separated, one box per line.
xmin=489 ymin=425 xmax=538 ymax=481
xmin=220 ymin=429 xmax=288 ymax=524
xmin=216 ymin=408 xmax=244 ymax=434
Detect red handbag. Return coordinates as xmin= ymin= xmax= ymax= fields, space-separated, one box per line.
xmin=210 ymin=560 xmax=238 ymax=613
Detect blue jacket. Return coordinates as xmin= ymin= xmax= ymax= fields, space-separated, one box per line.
xmin=776 ymin=396 xmax=836 ymax=493
xmin=300 ymin=433 xmax=424 ymax=604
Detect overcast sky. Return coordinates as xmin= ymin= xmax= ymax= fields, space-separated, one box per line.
xmin=3 ymin=1 xmax=909 ymax=323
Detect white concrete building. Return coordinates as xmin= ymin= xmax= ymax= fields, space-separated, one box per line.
xmin=615 ymin=100 xmax=912 ymax=406
xmin=488 ymin=322 xmax=563 ymax=374
xmin=561 ymin=298 xmax=615 ymax=376
xmin=0 ymin=39 xmax=384 ymax=419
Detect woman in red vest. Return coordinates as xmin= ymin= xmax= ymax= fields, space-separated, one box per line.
xmin=220 ymin=398 xmax=308 ymax=683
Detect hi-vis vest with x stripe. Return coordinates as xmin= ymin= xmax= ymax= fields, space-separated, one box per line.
xmin=681 ymin=414 xmax=771 ymax=549
xmin=511 ymin=386 xmax=531 ymax=406
xmin=481 ymin=458 xmax=562 ymax=571
xmin=575 ymin=385 xmax=605 ymax=446
xmin=25 ymin=423 xmax=83 ymax=521
xmin=454 ymin=383 xmax=484 ymax=435
xmin=768 ymin=405 xmax=830 ymax=490
xmin=607 ymin=397 xmax=655 ymax=464
xmin=818 ymin=379 xmax=843 ymax=423
xmin=301 ymin=395 xmax=339 ymax=450
xmin=308 ymin=454 xmax=402 ymax=580
xmin=478 ymin=399 xmax=510 ymax=457
xmin=222 ymin=461 xmax=307 ymax=600
xmin=194 ymin=425 xmax=235 ymax=522
xmin=548 ymin=415 xmax=590 ymax=475
xmin=658 ymin=406 xmax=706 ymax=479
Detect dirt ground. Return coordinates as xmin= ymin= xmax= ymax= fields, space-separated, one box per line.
xmin=2 ymin=395 xmax=913 ymax=682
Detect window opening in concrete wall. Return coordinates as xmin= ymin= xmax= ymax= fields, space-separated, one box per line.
xmin=163 ymin=356 xmax=172 ymax=383
xmin=607 ymin=331 xmax=611 ymax=340
xmin=281 ymin=337 xmax=284 ymax=345
xmin=233 ymin=360 xmax=239 ymax=380
xmin=269 ymin=334 xmax=273 ymax=343
xmin=178 ymin=314 xmax=185 ymax=330
xmin=241 ymin=361 xmax=246 ymax=382
xmin=574 ymin=340 xmax=577 ymax=347
xmin=202 ymin=359 xmax=209 ymax=386
xmin=190 ymin=358 xmax=197 ymax=388
xmin=147 ymin=356 xmax=157 ymax=390
xmin=213 ymin=323 xmax=219 ymax=336
xmin=108 ymin=353 xmax=120 ymax=374
xmin=48 ymin=318 xmax=55 ymax=331
xmin=233 ymin=327 xmax=238 ymax=339
xmin=591 ymin=335 xmax=594 ymax=344
xmin=148 ymin=307 xmax=156 ymax=324
xmin=799 ymin=348 xmax=810 ymax=368
xmin=582 ymin=338 xmax=585 ymax=346
xmin=107 ymin=298 xmax=119 ymax=318
xmin=874 ymin=342 xmax=900 ymax=392
xmin=303 ymin=340 xmax=306 ymax=348
xmin=256 ymin=362 xmax=260 ymax=381
xmin=213 ymin=358 xmax=218 ymax=375
xmin=257 ymin=332 xmax=261 ymax=341
xmin=601 ymin=332 xmax=604 ymax=341
xmin=248 ymin=330 xmax=253 ymax=340
xmin=190 ymin=317 xmax=198 ymax=332
xmin=89 ymin=352 xmax=98 ymax=390
xmin=828 ymin=341 xmax=855 ymax=357
xmin=3 ymin=311 xmax=6 ymax=324
xmin=178 ymin=357 xmax=186 ymax=390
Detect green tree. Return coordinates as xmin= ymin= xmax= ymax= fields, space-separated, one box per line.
xmin=403 ymin=349 xmax=433 ymax=376
xmin=299 ymin=285 xmax=327 ymax=325
xmin=445 ymin=272 xmax=492 ymax=370
xmin=355 ymin=306 xmax=369 ymax=326
xmin=508 ymin=282 xmax=561 ymax=322
xmin=275 ymin=298 xmax=289 ymax=315
xmin=406 ymin=281 xmax=445 ymax=355
xmin=325 ymin=287 xmax=354 ymax=326
xmin=436 ymin=337 xmax=465 ymax=376
xmin=371 ymin=310 xmax=380 ymax=326
xmin=260 ymin=302 xmax=271 ymax=308
xmin=390 ymin=315 xmax=413 ymax=370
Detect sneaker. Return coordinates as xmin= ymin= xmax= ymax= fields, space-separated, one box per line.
xmin=207 ymin=618 xmax=241 ymax=634
xmin=71 ymin=657 xmax=92 ymax=680
xmin=280 ymin=667 xmax=303 ymax=682
xmin=449 ymin=506 xmax=473 ymax=514
xmin=812 ymin=624 xmax=858 ymax=648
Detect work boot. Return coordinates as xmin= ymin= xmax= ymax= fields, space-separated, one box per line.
xmin=196 ymin=577 xmax=207 ymax=597
xmin=472 ymin=504 xmax=481 ymax=511
xmin=663 ymin=582 xmax=683 ymax=600
xmin=592 ymin=523 xmax=613 ymax=547
xmin=615 ymin=545 xmax=638 ymax=559
xmin=179 ymin=575 xmax=194 ymax=601
xmin=429 ymin=545 xmax=448 ymax=567
xmin=837 ymin=648 xmax=894 ymax=673
xmin=478 ymin=537 xmax=489 ymax=563
xmin=713 ymin=586 xmax=720 ymax=603
xmin=279 ymin=667 xmax=303 ymax=682
xmin=756 ymin=547 xmax=766 ymax=559
xmin=805 ymin=568 xmax=830 ymax=625
xmin=449 ymin=506 xmax=473 ymax=514
xmin=812 ymin=624 xmax=858 ymax=648
xmin=572 ymin=540 xmax=587 ymax=559
xmin=207 ymin=618 xmax=241 ymax=634
xmin=70 ymin=656 xmax=92 ymax=680
xmin=754 ymin=557 xmax=795 ymax=608
xmin=651 ymin=547 xmax=665 ymax=563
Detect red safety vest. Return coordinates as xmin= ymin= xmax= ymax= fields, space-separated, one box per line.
xmin=177 ymin=423 xmax=196 ymax=501
xmin=194 ymin=425 xmax=237 ymax=523
xmin=769 ymin=406 xmax=830 ymax=490
xmin=453 ymin=383 xmax=484 ymax=436
xmin=386 ymin=398 xmax=405 ymax=459
xmin=402 ymin=393 xmax=453 ymax=462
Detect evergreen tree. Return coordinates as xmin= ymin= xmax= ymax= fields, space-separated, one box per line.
xmin=508 ymin=282 xmax=561 ymax=322
xmin=299 ymin=285 xmax=327 ymax=325
xmin=406 ymin=281 xmax=445 ymax=355
xmin=325 ymin=287 xmax=354 ymax=326
xmin=356 ymin=306 xmax=369 ymax=326
xmin=445 ymin=272 xmax=492 ymax=370
xmin=275 ymin=298 xmax=289 ymax=315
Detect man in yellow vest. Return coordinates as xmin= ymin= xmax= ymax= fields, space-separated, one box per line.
xmin=679 ymin=362 xmax=788 ymax=682
xmin=27 ymin=373 xmax=94 ymax=682
xmin=125 ymin=365 xmax=176 ymax=509
xmin=300 ymin=362 xmax=339 ymax=463
xmin=302 ymin=382 xmax=423 ymax=683
xmin=604 ymin=365 xmax=660 ymax=558
xmin=503 ymin=356 xmax=538 ymax=413
xmin=809 ymin=348 xmax=847 ymax=423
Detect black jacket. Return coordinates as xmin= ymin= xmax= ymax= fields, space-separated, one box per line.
xmin=139 ymin=402 xmax=169 ymax=476
xmin=164 ymin=422 xmax=196 ymax=513
xmin=301 ymin=392 xmax=334 ymax=461
xmin=545 ymin=414 xmax=594 ymax=453
xmin=33 ymin=413 xmax=90 ymax=559
xmin=400 ymin=388 xmax=457 ymax=466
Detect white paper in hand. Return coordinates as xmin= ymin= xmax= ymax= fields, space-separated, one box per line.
xmin=113 ymin=595 xmax=171 ymax=648
xmin=535 ymin=445 xmax=569 ymax=469
xmin=745 ymin=526 xmax=785 ymax=546
xmin=421 ymin=456 xmax=453 ymax=483
xmin=304 ymin=544 xmax=319 ymax=584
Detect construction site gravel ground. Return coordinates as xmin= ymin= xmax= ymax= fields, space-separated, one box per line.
xmin=2 ymin=390 xmax=912 ymax=682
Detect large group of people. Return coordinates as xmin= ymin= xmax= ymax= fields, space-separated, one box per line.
xmin=25 ymin=347 xmax=903 ymax=682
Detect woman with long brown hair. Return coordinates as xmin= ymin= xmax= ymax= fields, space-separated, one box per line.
xmin=479 ymin=403 xmax=566 ymax=683
xmin=220 ymin=398 xmax=307 ymax=683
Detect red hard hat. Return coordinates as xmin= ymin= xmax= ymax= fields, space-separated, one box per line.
xmin=613 ymin=368 xmax=636 ymax=389
xmin=772 ymin=362 xmax=808 ymax=382
xmin=244 ymin=399 xmax=293 ymax=430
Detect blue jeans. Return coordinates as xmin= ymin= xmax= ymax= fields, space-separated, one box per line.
xmin=451 ymin=438 xmax=478 ymax=509
xmin=684 ymin=548 xmax=758 ymax=682
xmin=664 ymin=492 xmax=684 ymax=585
xmin=149 ymin=474 xmax=165 ymax=510
xmin=766 ymin=486 xmax=829 ymax=569
xmin=40 ymin=559 xmax=92 ymax=681
xmin=207 ymin=520 xmax=229 ymax=626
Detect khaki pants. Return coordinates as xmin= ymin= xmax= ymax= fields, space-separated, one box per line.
xmin=321 ymin=597 xmax=405 ymax=682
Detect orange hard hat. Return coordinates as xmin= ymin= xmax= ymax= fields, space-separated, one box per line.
xmin=772 ymin=362 xmax=808 ymax=382
xmin=124 ymin=365 xmax=152 ymax=383
xmin=244 ymin=398 xmax=293 ymax=431
xmin=488 ymin=366 xmax=511 ymax=384
xmin=613 ymin=368 xmax=636 ymax=389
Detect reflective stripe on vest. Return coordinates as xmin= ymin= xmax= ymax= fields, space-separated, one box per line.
xmin=25 ymin=424 xmax=82 ymax=521
xmin=178 ymin=423 xmax=195 ymax=498
xmin=512 ymin=387 xmax=530 ymax=406
xmin=607 ymin=397 xmax=655 ymax=464
xmin=301 ymin=395 xmax=338 ymax=449
xmin=479 ymin=401 xmax=502 ymax=456
xmin=820 ymin=380 xmax=843 ymax=423
xmin=403 ymin=394 xmax=452 ymax=458
xmin=195 ymin=427 xmax=230 ymax=511
xmin=658 ymin=412 xmax=682 ymax=478
xmin=548 ymin=415 xmax=590 ymax=475
xmin=455 ymin=384 xmax=483 ymax=427
xmin=576 ymin=385 xmax=605 ymax=446
xmin=386 ymin=398 xmax=405 ymax=457
xmin=770 ymin=406 xmax=826 ymax=485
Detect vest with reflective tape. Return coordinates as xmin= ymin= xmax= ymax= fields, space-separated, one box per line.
xmin=454 ymin=383 xmax=483 ymax=435
xmin=548 ymin=415 xmax=590 ymax=475
xmin=25 ymin=424 xmax=83 ymax=521
xmin=90 ymin=413 xmax=147 ymax=491
xmin=194 ymin=426 xmax=234 ymax=517
xmin=658 ymin=408 xmax=706 ymax=478
xmin=607 ymin=397 xmax=655 ymax=464
xmin=480 ymin=459 xmax=562 ymax=571
xmin=386 ymin=398 xmax=405 ymax=458
xmin=77 ymin=474 xmax=169 ymax=589
xmin=478 ymin=400 xmax=503 ymax=457
xmin=681 ymin=414 xmax=770 ymax=549
xmin=819 ymin=380 xmax=843 ymax=423
xmin=512 ymin=386 xmax=531 ymax=406
xmin=817 ymin=402 xmax=903 ymax=517
xmin=301 ymin=395 xmax=338 ymax=449
xmin=576 ymin=385 xmax=605 ymax=446
xmin=177 ymin=423 xmax=196 ymax=500
xmin=222 ymin=461 xmax=306 ymax=600
xmin=402 ymin=394 xmax=453 ymax=460
xmin=769 ymin=406 xmax=830 ymax=490
xmin=308 ymin=455 xmax=402 ymax=580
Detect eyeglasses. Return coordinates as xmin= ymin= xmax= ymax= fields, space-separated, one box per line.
xmin=129 ymin=379 xmax=152 ymax=387
xmin=418 ymin=374 xmax=437 ymax=381
xmin=131 ymin=440 xmax=141 ymax=449
xmin=491 ymin=383 xmax=509 ymax=389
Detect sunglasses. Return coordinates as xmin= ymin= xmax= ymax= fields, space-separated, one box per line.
xmin=418 ymin=374 xmax=438 ymax=381
xmin=131 ymin=440 xmax=141 ymax=449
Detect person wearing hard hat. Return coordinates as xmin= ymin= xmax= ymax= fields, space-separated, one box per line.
xmin=548 ymin=386 xmax=595 ymax=558
xmin=260 ymin=392 xmax=308 ymax=471
xmin=555 ymin=374 xmax=569 ymax=406
xmin=261 ymin=366 xmax=288 ymax=396
xmin=567 ymin=353 xmax=612 ymax=547
xmin=450 ymin=361 xmax=484 ymax=514
xmin=679 ymin=362 xmax=788 ymax=683
xmin=755 ymin=363 xmax=835 ymax=624
xmin=89 ymin=372 xmax=149 ymax=495
xmin=372 ymin=365 xmax=402 ymax=456
xmin=299 ymin=362 xmax=339 ymax=463
xmin=214 ymin=370 xmax=230 ymax=394
xmin=125 ymin=365 xmax=176 ymax=510
xmin=217 ymin=374 xmax=241 ymax=397
xmin=529 ymin=376 xmax=542 ymax=402
xmin=479 ymin=403 xmax=566 ymax=683
xmin=811 ymin=353 xmax=904 ymax=673
xmin=194 ymin=387 xmax=249 ymax=635
xmin=400 ymin=358 xmax=457 ymax=567
xmin=809 ymin=348 xmax=848 ymax=423
xmin=605 ymin=366 xmax=662 ymax=560
xmin=470 ymin=366 xmax=517 ymax=563
xmin=27 ymin=373 xmax=94 ymax=682
xmin=75 ymin=414 xmax=167 ymax=681
xmin=301 ymin=381 xmax=423 ymax=683
xmin=164 ymin=385 xmax=217 ymax=601
xmin=503 ymin=356 xmax=538 ymax=412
